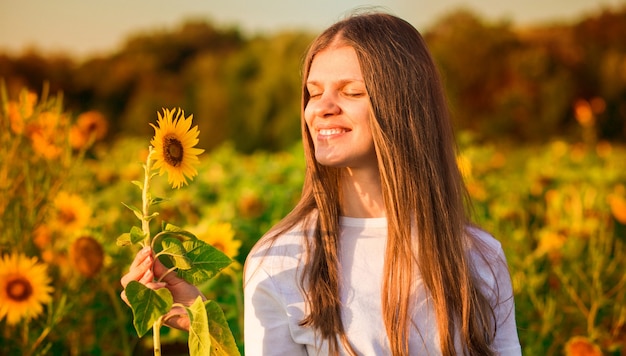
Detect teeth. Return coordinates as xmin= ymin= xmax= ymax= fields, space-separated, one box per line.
xmin=319 ymin=128 xmax=344 ymax=135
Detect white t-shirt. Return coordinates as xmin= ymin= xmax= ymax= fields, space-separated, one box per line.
xmin=244 ymin=217 xmax=522 ymax=355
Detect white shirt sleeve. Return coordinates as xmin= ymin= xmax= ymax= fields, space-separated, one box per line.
xmin=490 ymin=248 xmax=522 ymax=355
xmin=244 ymin=257 xmax=308 ymax=356
xmin=470 ymin=228 xmax=522 ymax=355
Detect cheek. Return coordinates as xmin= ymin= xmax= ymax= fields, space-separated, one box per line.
xmin=303 ymin=107 xmax=315 ymax=132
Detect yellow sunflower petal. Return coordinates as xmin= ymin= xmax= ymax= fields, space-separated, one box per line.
xmin=0 ymin=253 xmax=53 ymax=325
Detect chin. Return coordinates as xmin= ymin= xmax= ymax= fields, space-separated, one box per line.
xmin=315 ymin=155 xmax=343 ymax=168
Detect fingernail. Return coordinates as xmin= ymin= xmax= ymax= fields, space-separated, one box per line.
xmin=141 ymin=246 xmax=151 ymax=255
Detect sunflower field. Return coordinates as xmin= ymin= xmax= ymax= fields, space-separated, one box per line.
xmin=1 ymin=83 xmax=625 ymax=356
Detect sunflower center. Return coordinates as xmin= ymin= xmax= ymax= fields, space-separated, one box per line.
xmin=163 ymin=134 xmax=184 ymax=167
xmin=86 ymin=122 xmax=98 ymax=134
xmin=58 ymin=209 xmax=77 ymax=225
xmin=213 ymin=242 xmax=226 ymax=254
xmin=6 ymin=277 xmax=33 ymax=302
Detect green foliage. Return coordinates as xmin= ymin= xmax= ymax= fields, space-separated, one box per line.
xmin=457 ymin=133 xmax=626 ymax=354
xmin=0 ymin=83 xmax=138 ymax=356
xmin=3 ymin=98 xmax=625 ymax=354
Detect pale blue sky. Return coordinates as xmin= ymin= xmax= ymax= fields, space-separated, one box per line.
xmin=1 ymin=0 xmax=624 ymax=58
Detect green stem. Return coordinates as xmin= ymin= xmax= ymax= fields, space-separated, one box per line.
xmin=153 ymin=317 xmax=163 ymax=356
xmin=26 ymin=325 xmax=51 ymax=356
xmin=155 ymin=266 xmax=178 ymax=284
xmin=142 ymin=146 xmax=153 ymax=247
xmin=105 ymin=283 xmax=133 ymax=356
xmin=231 ymin=266 xmax=245 ymax=341
xmin=21 ymin=321 xmax=29 ymax=355
xmin=143 ymin=146 xmax=164 ymax=356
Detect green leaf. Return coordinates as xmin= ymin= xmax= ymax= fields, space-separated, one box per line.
xmin=125 ymin=281 xmax=173 ymax=337
xmin=122 ymin=202 xmax=143 ymax=220
xmin=150 ymin=196 xmax=169 ymax=206
xmin=130 ymin=226 xmax=147 ymax=244
xmin=160 ymin=237 xmax=193 ymax=270
xmin=164 ymin=223 xmax=198 ymax=240
xmin=144 ymin=211 xmax=160 ymax=222
xmin=186 ymin=297 xmax=211 ymax=356
xmin=151 ymin=225 xmax=197 ymax=252
xmin=177 ymin=240 xmax=233 ymax=285
xmin=205 ymin=300 xmax=240 ymax=356
xmin=131 ymin=180 xmax=143 ymax=190
xmin=116 ymin=233 xmax=131 ymax=247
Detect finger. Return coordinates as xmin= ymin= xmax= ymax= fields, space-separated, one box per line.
xmin=129 ymin=246 xmax=153 ymax=269
xmin=121 ymin=262 xmax=148 ymax=288
xmin=146 ymin=281 xmax=168 ymax=289
xmin=138 ymin=268 xmax=154 ymax=285
xmin=121 ymin=249 xmax=154 ymax=288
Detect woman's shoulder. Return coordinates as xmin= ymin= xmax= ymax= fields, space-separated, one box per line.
xmin=466 ymin=225 xmax=505 ymax=260
xmin=244 ymin=219 xmax=311 ymax=278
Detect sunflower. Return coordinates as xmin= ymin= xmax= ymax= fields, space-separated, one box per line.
xmin=564 ymin=336 xmax=602 ymax=356
xmin=51 ymin=191 xmax=92 ymax=233
xmin=150 ymin=108 xmax=204 ymax=189
xmin=0 ymin=253 xmax=53 ymax=325
xmin=69 ymin=110 xmax=109 ymax=149
xmin=69 ymin=236 xmax=105 ymax=278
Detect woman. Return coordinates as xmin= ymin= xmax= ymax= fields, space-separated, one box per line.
xmin=122 ymin=11 xmax=521 ymax=355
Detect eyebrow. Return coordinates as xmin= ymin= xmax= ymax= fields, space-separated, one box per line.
xmin=305 ymin=78 xmax=365 ymax=87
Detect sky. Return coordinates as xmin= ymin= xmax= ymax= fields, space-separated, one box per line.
xmin=1 ymin=0 xmax=624 ymax=59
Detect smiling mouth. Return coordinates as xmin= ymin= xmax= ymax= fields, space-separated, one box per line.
xmin=318 ymin=128 xmax=348 ymax=136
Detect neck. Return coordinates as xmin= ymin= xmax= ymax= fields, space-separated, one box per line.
xmin=339 ymin=167 xmax=385 ymax=218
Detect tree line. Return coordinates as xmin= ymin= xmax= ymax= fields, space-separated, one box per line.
xmin=1 ymin=7 xmax=625 ymax=152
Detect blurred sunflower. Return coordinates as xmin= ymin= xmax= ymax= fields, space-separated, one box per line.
xmin=7 ymin=89 xmax=37 ymax=135
xmin=0 ymin=253 xmax=53 ymax=325
xmin=564 ymin=336 xmax=602 ymax=356
xmin=150 ymin=108 xmax=204 ymax=189
xmin=69 ymin=236 xmax=104 ymax=278
xmin=69 ymin=110 xmax=109 ymax=150
xmin=51 ymin=191 xmax=92 ymax=233
xmin=536 ymin=230 xmax=566 ymax=261
xmin=26 ymin=111 xmax=66 ymax=160
xmin=608 ymin=185 xmax=626 ymax=224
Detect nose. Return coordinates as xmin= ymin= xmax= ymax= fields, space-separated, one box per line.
xmin=312 ymin=92 xmax=341 ymax=118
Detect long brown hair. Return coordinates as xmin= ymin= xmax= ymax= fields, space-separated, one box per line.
xmin=258 ymin=11 xmax=498 ymax=355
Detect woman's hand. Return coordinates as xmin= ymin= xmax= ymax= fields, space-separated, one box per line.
xmin=120 ymin=246 xmax=205 ymax=331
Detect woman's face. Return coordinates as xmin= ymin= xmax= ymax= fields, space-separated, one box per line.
xmin=304 ymin=45 xmax=377 ymax=170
